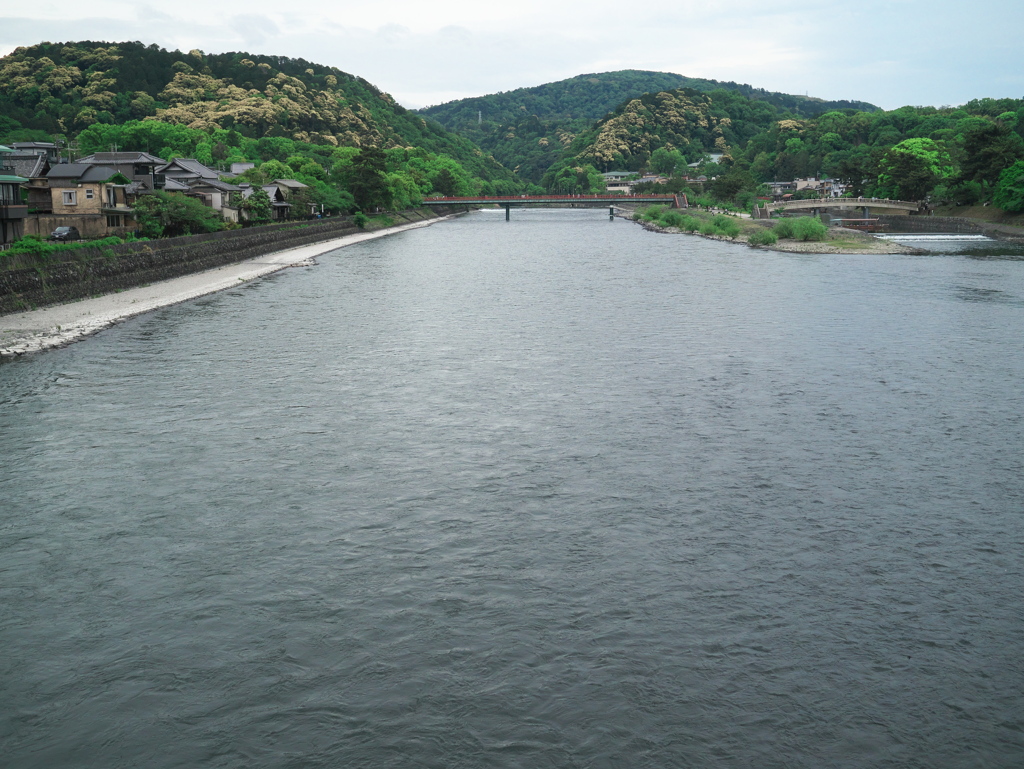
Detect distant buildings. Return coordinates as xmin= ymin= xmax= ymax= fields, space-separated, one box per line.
xmin=0 ymin=143 xmax=314 ymax=245
xmin=766 ymin=177 xmax=848 ymax=201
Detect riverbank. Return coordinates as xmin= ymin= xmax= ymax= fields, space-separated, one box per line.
xmin=625 ymin=210 xmax=924 ymax=254
xmin=0 ymin=215 xmax=456 ymax=357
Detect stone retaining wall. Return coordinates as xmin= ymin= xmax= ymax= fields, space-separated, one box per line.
xmin=0 ymin=208 xmax=453 ymax=315
xmin=875 ymin=215 xmax=986 ymax=235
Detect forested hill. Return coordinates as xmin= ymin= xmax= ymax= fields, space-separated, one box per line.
xmin=417 ymin=70 xmax=877 ymax=183
xmin=420 ymin=70 xmax=877 ymax=130
xmin=0 ymin=41 xmax=513 ymax=184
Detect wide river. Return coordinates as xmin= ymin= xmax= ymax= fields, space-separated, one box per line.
xmin=2 ymin=210 xmax=1023 ymax=768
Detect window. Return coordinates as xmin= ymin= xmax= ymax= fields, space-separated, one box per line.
xmin=62 ymin=190 xmax=77 ymax=206
xmin=85 ymin=189 xmax=94 ymax=199
xmin=105 ymin=215 xmax=122 ymax=228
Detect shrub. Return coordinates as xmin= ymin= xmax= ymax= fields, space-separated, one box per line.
xmin=660 ymin=211 xmax=686 ymax=229
xmin=682 ymin=216 xmax=701 ymax=232
xmin=718 ymin=220 xmax=741 ymax=239
xmin=773 ymin=218 xmax=795 ymax=239
xmin=7 ymin=235 xmax=127 ymax=258
xmin=747 ymin=228 xmax=778 ymax=246
xmin=353 ymin=211 xmax=369 ymax=229
xmin=699 ymin=221 xmax=720 ymax=236
xmin=791 ymin=216 xmax=828 ymax=241
xmin=711 ymin=214 xmax=733 ymax=229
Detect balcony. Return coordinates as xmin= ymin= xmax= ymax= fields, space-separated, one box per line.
xmin=0 ymin=204 xmax=29 ymax=219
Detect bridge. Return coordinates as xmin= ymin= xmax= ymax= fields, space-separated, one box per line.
xmin=423 ymin=194 xmax=684 ymax=220
xmin=754 ymin=196 xmax=923 ymax=219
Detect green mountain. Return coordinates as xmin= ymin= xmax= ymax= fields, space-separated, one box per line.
xmin=417 ymin=70 xmax=878 ymax=182
xmin=0 ymin=41 xmax=514 ymax=185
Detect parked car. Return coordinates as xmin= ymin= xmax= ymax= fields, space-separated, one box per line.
xmin=49 ymin=226 xmax=81 ymax=242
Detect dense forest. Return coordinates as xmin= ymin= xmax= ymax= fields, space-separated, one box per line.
xmin=535 ymin=86 xmax=1024 ymax=213
xmin=418 ymin=70 xmax=877 ymax=183
xmin=0 ymin=41 xmax=519 ymax=190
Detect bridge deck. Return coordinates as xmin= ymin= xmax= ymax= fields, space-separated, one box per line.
xmin=763 ymin=196 xmax=921 ymax=213
xmin=423 ymin=194 xmax=683 ymax=208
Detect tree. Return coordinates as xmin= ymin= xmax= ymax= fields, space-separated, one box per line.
xmin=649 ymin=147 xmax=685 ymax=176
xmin=957 ymin=121 xmax=1024 ymax=187
xmin=241 ymin=187 xmax=273 ymax=224
xmin=710 ymin=167 xmax=755 ymax=204
xmin=993 ymin=160 xmax=1024 ymax=212
xmin=876 ymin=138 xmax=954 ymax=200
xmin=133 ymin=191 xmax=225 ymax=237
xmin=349 ymin=146 xmax=391 ymax=211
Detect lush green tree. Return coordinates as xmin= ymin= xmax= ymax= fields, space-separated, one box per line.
xmin=876 ymin=138 xmax=954 ymax=200
xmin=133 ymin=191 xmax=226 ymax=237
xmin=710 ymin=167 xmax=755 ymax=203
xmin=258 ymin=159 xmax=291 ymax=181
xmin=241 ymin=187 xmax=273 ymax=224
xmin=957 ymin=121 xmax=1024 ymax=186
xmin=349 ymin=146 xmax=391 ymax=211
xmin=649 ymin=147 xmax=685 ymax=176
xmin=993 ymin=160 xmax=1024 ymax=212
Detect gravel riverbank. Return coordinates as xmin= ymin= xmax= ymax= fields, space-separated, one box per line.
xmin=630 ymin=216 xmax=926 ymax=254
xmin=0 ymin=216 xmax=454 ymax=357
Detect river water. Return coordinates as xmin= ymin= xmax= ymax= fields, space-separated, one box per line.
xmin=2 ymin=210 xmax=1023 ymax=768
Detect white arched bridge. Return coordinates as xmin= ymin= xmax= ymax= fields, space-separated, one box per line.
xmin=423 ymin=194 xmax=685 ymax=220
xmin=754 ymin=197 xmax=924 ymax=219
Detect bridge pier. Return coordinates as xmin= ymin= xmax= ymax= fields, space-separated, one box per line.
xmin=610 ymin=205 xmax=614 ymax=219
xmin=505 ymin=204 xmax=510 ymax=221
xmin=861 ymin=206 xmax=870 ymax=219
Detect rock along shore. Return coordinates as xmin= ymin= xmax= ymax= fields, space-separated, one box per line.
xmin=0 ymin=215 xmax=456 ymax=357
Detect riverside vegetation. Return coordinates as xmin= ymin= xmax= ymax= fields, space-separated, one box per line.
xmin=631 ymin=205 xmax=894 ymax=252
xmin=2 ymin=41 xmax=1024 ymax=247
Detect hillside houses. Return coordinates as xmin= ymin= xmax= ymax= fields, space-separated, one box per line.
xmin=0 ymin=142 xmax=314 ymax=245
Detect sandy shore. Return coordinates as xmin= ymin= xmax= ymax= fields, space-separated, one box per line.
xmin=0 ymin=216 xmax=452 ymax=357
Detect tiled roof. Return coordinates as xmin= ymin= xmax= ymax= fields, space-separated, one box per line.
xmin=47 ymin=164 xmax=124 ymax=183
xmin=157 ymin=158 xmax=220 ymax=179
xmin=189 ymin=179 xmax=242 ymax=192
xmin=4 ymin=153 xmax=47 ymax=178
xmin=47 ymin=163 xmax=96 ymax=179
xmin=78 ymin=151 xmax=166 ymax=164
xmin=161 ymin=178 xmax=191 ymax=191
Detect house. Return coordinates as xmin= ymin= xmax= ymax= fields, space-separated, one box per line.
xmin=0 ymin=170 xmax=30 ymax=246
xmin=271 ymin=179 xmax=312 ymax=215
xmin=767 ymin=181 xmax=797 ymax=200
xmin=239 ymin=183 xmax=292 ymax=221
xmin=2 ymin=151 xmax=52 ymax=213
xmin=155 ymin=158 xmax=222 ymax=185
xmin=76 ymin=151 xmax=167 ymax=191
xmin=30 ymin=163 xmax=136 ymax=238
xmin=185 ymin=179 xmax=243 ymax=222
xmin=11 ymin=141 xmax=62 ymax=164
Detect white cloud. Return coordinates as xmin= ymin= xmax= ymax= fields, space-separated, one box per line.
xmin=1 ymin=0 xmax=1022 ymax=110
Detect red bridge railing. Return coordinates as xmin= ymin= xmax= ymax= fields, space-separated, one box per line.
xmin=424 ymin=194 xmax=678 ymax=202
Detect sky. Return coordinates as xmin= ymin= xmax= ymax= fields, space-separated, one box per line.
xmin=1 ymin=0 xmax=1021 ymax=111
